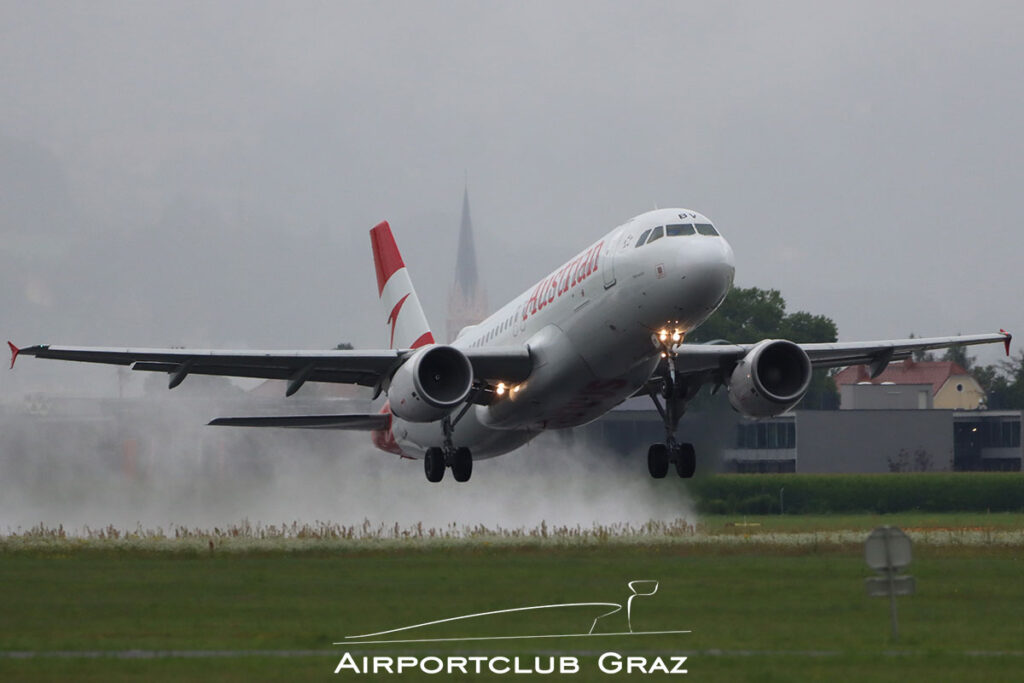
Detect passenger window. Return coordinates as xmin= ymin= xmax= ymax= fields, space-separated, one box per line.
xmin=695 ymin=223 xmax=719 ymax=236
xmin=647 ymin=225 xmax=664 ymax=243
xmin=666 ymin=223 xmax=695 ymax=236
xmin=635 ymin=229 xmax=651 ymax=247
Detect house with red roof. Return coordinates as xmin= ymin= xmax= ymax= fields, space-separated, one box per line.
xmin=833 ymin=359 xmax=986 ymax=410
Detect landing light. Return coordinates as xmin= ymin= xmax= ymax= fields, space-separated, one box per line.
xmin=658 ymin=329 xmax=669 ymax=342
xmin=496 ymin=382 xmax=507 ymax=396
xmin=672 ymin=331 xmax=682 ymax=342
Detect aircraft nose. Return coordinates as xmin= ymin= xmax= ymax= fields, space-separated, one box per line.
xmin=684 ymin=238 xmax=735 ymax=304
xmin=715 ymin=238 xmax=736 ymax=292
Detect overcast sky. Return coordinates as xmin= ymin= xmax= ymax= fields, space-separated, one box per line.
xmin=3 ymin=1 xmax=1021 ymax=396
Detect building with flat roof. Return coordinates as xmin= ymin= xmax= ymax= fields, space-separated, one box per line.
xmin=578 ymin=397 xmax=1022 ymax=474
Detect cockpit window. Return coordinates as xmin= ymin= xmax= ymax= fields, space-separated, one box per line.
xmin=647 ymin=225 xmax=664 ymax=243
xmin=635 ymin=228 xmax=651 ymax=247
xmin=666 ymin=223 xmax=695 ymax=236
xmin=695 ymin=223 xmax=719 ymax=236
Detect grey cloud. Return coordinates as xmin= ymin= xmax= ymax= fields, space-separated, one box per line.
xmin=2 ymin=1 xmax=1020 ymax=383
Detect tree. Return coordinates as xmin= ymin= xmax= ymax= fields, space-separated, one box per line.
xmin=778 ymin=311 xmax=840 ymax=345
xmin=686 ymin=286 xmax=839 ymax=410
xmin=908 ymin=333 xmax=935 ymax=362
xmin=687 ymin=288 xmax=787 ymax=344
xmin=941 ymin=343 xmax=973 ymax=370
xmin=974 ymin=350 xmax=1024 ymax=409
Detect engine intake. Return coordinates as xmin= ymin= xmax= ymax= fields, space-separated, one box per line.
xmin=388 ymin=345 xmax=474 ymax=422
xmin=728 ymin=340 xmax=812 ymax=418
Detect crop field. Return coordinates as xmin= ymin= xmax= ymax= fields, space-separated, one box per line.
xmin=1 ymin=512 xmax=1022 ymax=682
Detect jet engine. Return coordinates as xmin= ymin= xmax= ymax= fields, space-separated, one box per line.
xmin=388 ymin=345 xmax=474 ymax=422
xmin=727 ymin=340 xmax=812 ymax=418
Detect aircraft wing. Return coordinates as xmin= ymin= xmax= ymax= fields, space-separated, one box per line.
xmin=9 ymin=343 xmax=533 ymax=396
xmin=794 ymin=331 xmax=1012 ymax=370
xmin=675 ymin=331 xmax=1010 ymax=373
xmin=643 ymin=330 xmax=1012 ymax=393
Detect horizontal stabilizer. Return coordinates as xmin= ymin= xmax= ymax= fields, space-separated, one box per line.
xmin=208 ymin=414 xmax=389 ymax=430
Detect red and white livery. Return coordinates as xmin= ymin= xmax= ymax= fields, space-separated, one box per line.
xmin=10 ymin=208 xmax=1012 ymax=482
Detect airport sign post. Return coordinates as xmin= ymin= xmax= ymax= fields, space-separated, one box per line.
xmin=864 ymin=526 xmax=914 ymax=640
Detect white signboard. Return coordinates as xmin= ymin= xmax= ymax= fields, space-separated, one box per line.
xmin=865 ymin=526 xmax=912 ymax=571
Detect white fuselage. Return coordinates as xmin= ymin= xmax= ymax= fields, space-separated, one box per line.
xmin=388 ymin=209 xmax=736 ymax=459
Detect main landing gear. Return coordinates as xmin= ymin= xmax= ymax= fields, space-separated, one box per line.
xmin=423 ymin=413 xmax=473 ymax=483
xmin=647 ymin=349 xmax=697 ymax=479
xmin=647 ymin=441 xmax=696 ymax=479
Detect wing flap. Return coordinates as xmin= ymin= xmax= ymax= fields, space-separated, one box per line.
xmin=130 ymin=361 xmax=381 ymax=386
xmin=19 ymin=345 xmax=402 ymax=388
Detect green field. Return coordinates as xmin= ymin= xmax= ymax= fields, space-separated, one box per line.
xmin=2 ymin=514 xmax=1022 ymax=682
xmin=691 ymin=472 xmax=1024 ymax=514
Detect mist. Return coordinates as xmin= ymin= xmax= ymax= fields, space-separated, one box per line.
xmin=0 ymin=389 xmax=695 ymax=534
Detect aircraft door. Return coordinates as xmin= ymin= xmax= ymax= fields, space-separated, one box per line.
xmin=601 ymin=236 xmax=617 ymax=288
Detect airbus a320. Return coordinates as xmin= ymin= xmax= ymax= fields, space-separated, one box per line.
xmin=10 ymin=209 xmax=1011 ymax=482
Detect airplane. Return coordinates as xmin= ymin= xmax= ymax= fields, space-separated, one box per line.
xmin=9 ymin=208 xmax=1012 ymax=483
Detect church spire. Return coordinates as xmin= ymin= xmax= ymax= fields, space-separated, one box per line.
xmin=447 ymin=184 xmax=488 ymax=342
xmin=455 ymin=185 xmax=479 ymax=296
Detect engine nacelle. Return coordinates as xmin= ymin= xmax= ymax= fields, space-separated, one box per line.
xmin=388 ymin=345 xmax=474 ymax=423
xmin=727 ymin=340 xmax=812 ymax=418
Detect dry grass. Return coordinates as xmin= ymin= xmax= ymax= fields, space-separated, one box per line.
xmin=3 ymin=517 xmax=1022 ymax=554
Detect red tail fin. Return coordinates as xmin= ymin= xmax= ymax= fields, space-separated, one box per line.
xmin=370 ymin=222 xmax=406 ymax=296
xmin=368 ymin=222 xmax=434 ymax=349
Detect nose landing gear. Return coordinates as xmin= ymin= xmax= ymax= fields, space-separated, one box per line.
xmin=647 ymin=343 xmax=698 ymax=479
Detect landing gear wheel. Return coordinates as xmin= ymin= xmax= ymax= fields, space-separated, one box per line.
xmin=647 ymin=443 xmax=669 ymax=479
xmin=674 ymin=442 xmax=696 ymax=479
xmin=451 ymin=447 xmax=473 ymax=482
xmin=424 ymin=447 xmax=445 ymax=483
